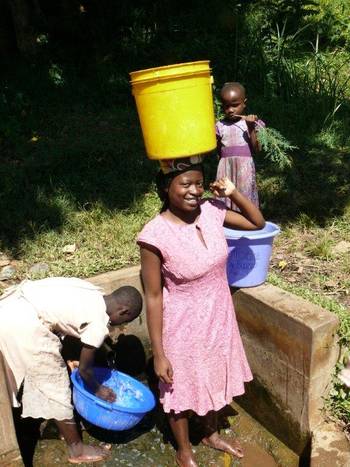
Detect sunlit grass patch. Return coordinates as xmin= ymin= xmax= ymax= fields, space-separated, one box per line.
xmin=304 ymin=233 xmax=334 ymax=260
xmin=17 ymin=191 xmax=160 ymax=279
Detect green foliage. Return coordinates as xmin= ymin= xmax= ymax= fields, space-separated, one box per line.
xmin=303 ymin=0 xmax=350 ymax=48
xmin=257 ymin=126 xmax=296 ymax=170
xmin=48 ymin=64 xmax=65 ymax=87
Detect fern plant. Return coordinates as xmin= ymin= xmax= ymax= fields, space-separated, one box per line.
xmin=256 ymin=125 xmax=297 ymax=170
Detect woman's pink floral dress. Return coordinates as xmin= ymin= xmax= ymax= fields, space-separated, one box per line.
xmin=137 ymin=198 xmax=252 ymax=415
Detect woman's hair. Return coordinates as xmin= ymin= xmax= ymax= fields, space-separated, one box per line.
xmin=155 ymin=164 xmax=204 ymax=212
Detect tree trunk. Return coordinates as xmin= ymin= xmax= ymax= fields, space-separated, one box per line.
xmin=0 ymin=0 xmax=16 ymax=56
xmin=7 ymin=0 xmax=41 ymax=56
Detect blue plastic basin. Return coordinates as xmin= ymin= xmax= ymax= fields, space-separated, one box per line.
xmin=71 ymin=367 xmax=156 ymax=431
xmin=224 ymin=221 xmax=280 ymax=287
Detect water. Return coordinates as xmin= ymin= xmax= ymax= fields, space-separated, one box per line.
xmin=32 ymin=401 xmax=299 ymax=466
xmin=104 ymin=370 xmax=145 ymax=408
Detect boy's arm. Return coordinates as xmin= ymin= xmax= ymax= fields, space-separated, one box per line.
xmin=79 ymin=344 xmax=116 ymax=402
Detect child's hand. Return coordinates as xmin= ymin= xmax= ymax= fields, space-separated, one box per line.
xmin=244 ymin=114 xmax=258 ymax=123
xmin=95 ymin=385 xmax=116 ymax=402
xmin=67 ymin=360 xmax=79 ymax=372
xmin=154 ymin=355 xmax=173 ymax=384
xmin=210 ymin=177 xmax=236 ymax=198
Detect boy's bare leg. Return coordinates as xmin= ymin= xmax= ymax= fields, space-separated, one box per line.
xmin=168 ymin=411 xmax=198 ymax=467
xmin=201 ymin=411 xmax=244 ymax=459
xmin=55 ymin=419 xmax=110 ymax=464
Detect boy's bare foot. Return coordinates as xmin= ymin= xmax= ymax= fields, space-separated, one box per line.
xmin=67 ymin=442 xmax=111 ymax=464
xmin=175 ymin=449 xmax=198 ymax=467
xmin=202 ymin=432 xmax=244 ymax=458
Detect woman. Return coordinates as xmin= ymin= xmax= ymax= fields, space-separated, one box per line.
xmin=137 ymin=157 xmax=265 ymax=467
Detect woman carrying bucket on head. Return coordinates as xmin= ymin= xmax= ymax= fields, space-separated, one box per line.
xmin=137 ymin=157 xmax=265 ymax=466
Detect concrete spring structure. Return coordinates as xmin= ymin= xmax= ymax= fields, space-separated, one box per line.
xmin=0 ymin=265 xmax=349 ymax=466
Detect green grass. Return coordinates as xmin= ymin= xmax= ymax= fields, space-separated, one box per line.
xmin=16 ymin=192 xmax=160 ymax=280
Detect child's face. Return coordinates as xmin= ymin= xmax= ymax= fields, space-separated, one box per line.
xmin=221 ymin=89 xmax=246 ymax=121
xmin=167 ymin=170 xmax=204 ymax=212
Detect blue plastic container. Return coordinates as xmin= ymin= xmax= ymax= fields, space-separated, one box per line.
xmin=71 ymin=367 xmax=156 ymax=431
xmin=224 ymin=221 xmax=280 ymax=288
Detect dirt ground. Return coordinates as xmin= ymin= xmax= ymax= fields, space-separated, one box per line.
xmin=270 ymin=228 xmax=350 ymax=309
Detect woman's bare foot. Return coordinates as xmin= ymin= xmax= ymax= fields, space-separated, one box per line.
xmin=175 ymin=448 xmax=199 ymax=467
xmin=67 ymin=442 xmax=111 ymax=464
xmin=202 ymin=432 xmax=244 ymax=458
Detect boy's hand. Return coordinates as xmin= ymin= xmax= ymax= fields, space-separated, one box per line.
xmin=95 ymin=385 xmax=116 ymax=402
xmin=67 ymin=360 xmax=79 ymax=372
xmin=210 ymin=177 xmax=236 ymax=197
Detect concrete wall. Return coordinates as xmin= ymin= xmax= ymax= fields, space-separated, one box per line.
xmin=233 ymin=284 xmax=339 ymax=456
xmin=89 ymin=268 xmax=339 ymax=457
xmin=0 ymin=266 xmax=341 ymax=464
xmin=87 ymin=265 xmax=150 ymax=352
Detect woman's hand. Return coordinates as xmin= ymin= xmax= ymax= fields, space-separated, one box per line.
xmin=210 ymin=177 xmax=236 ymax=198
xmin=95 ymin=385 xmax=116 ymax=402
xmin=154 ymin=355 xmax=173 ymax=384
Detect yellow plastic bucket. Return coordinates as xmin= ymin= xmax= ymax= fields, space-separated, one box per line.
xmin=130 ymin=61 xmax=216 ymax=160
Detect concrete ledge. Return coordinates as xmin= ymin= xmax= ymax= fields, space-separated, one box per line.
xmin=0 ymin=267 xmax=342 ymax=464
xmin=90 ymin=268 xmax=341 ymax=457
xmin=87 ymin=266 xmax=150 ymax=351
xmin=233 ymin=283 xmax=339 ymax=455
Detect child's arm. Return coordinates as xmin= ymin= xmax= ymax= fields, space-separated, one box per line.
xmin=215 ymin=122 xmax=222 ymax=159
xmin=79 ymin=344 xmax=116 ymax=401
xmin=140 ymin=245 xmax=173 ymax=384
xmin=237 ymin=114 xmax=262 ymax=153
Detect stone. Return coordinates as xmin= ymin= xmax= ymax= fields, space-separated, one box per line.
xmin=311 ymin=420 xmax=350 ymax=466
xmin=29 ymin=263 xmax=50 ymax=275
xmin=0 ymin=254 xmax=10 ymax=267
xmin=62 ymin=244 xmax=76 ymax=254
xmin=331 ymin=241 xmax=350 ymax=256
xmin=0 ymin=265 xmax=16 ymax=281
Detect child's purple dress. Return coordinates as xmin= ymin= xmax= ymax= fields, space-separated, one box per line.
xmin=216 ymin=118 xmax=264 ymax=211
xmin=137 ymin=199 xmax=252 ymax=415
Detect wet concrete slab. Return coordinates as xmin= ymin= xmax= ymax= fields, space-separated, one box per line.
xmin=32 ymin=402 xmax=298 ymax=467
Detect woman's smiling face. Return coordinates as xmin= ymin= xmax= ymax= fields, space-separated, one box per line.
xmin=167 ymin=170 xmax=204 ymax=212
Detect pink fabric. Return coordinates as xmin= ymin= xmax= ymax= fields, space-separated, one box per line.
xmin=221 ymin=145 xmax=251 ymax=157
xmin=215 ymin=118 xmax=264 ymax=211
xmin=137 ymin=199 xmax=252 ymax=415
xmin=216 ymin=156 xmax=259 ymax=211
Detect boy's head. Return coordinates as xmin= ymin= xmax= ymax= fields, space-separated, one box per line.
xmin=220 ymin=82 xmax=246 ymax=121
xmin=104 ymin=286 xmax=143 ymax=325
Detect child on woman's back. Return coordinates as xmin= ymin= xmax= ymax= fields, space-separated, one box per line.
xmin=216 ymin=82 xmax=264 ymax=211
